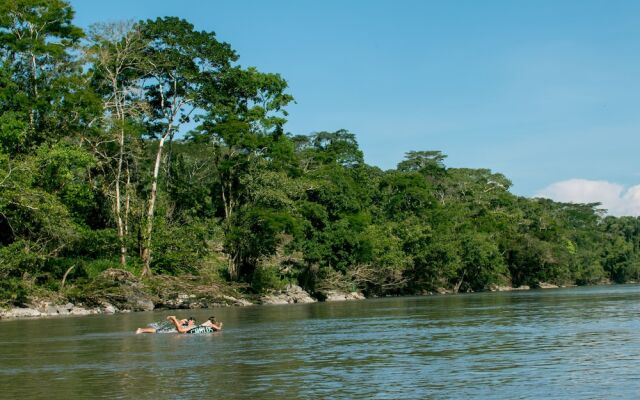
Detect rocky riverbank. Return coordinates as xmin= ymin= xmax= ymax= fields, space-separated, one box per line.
xmin=258 ymin=285 xmax=366 ymax=305
xmin=0 ymin=268 xmax=582 ymax=320
xmin=0 ymin=269 xmax=368 ymax=320
xmin=0 ymin=268 xmax=252 ymax=319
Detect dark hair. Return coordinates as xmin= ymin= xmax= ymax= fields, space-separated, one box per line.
xmin=188 ymin=316 xmax=196 ymax=322
xmin=208 ymin=316 xmax=217 ymax=323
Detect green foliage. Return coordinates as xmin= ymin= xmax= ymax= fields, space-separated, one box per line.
xmin=82 ymin=258 xmax=141 ymax=279
xmin=251 ymin=265 xmax=288 ymax=293
xmin=36 ymin=143 xmax=96 ymax=223
xmin=167 ymin=146 xmax=216 ymax=219
xmin=69 ymin=228 xmax=120 ymax=258
xmin=305 ymin=130 xmax=364 ymax=168
xmin=0 ymin=240 xmax=46 ymax=278
xmin=225 ymin=207 xmax=301 ymax=278
xmin=407 ymin=229 xmax=462 ymax=291
xmin=0 ymin=277 xmax=29 ymax=307
xmin=458 ymin=233 xmax=508 ymax=291
xmin=0 ymin=151 xmax=80 ymax=269
xmin=150 ymin=217 xmax=219 ymax=275
xmin=1 ymin=0 xmax=639 ymax=306
xmin=397 ymin=150 xmax=447 ymax=175
xmin=0 ymin=111 xmax=28 ymax=153
xmin=377 ymin=171 xmax=434 ymax=219
xmin=0 ymin=0 xmax=86 ymax=148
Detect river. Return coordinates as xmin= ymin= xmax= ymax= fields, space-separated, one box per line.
xmin=1 ymin=285 xmax=640 ymax=399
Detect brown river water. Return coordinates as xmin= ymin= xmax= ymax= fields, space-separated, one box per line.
xmin=1 ymin=285 xmax=640 ymax=399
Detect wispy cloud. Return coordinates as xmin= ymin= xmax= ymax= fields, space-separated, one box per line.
xmin=535 ymin=179 xmax=640 ymax=217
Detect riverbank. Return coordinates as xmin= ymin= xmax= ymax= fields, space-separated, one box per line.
xmin=0 ymin=268 xmax=608 ymax=320
xmin=0 ymin=268 xmax=367 ymax=320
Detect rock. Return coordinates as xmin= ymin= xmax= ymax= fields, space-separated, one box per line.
xmin=1 ymin=307 xmax=42 ymax=318
xmin=55 ymin=307 xmax=71 ymax=316
xmin=8 ymin=301 xmax=99 ymax=318
xmin=134 ymin=299 xmax=155 ymax=312
xmin=41 ymin=302 xmax=58 ymax=314
xmin=538 ymin=282 xmax=559 ymax=289
xmin=157 ymin=291 xmax=251 ymax=309
xmin=285 ymin=285 xmax=316 ymax=304
xmin=160 ymin=293 xmax=208 ymax=309
xmin=70 ymin=307 xmax=93 ymax=316
xmin=221 ymin=295 xmax=253 ymax=307
xmin=261 ymin=284 xmax=316 ymax=305
xmin=260 ymin=294 xmax=290 ymax=305
xmin=103 ymin=292 xmax=150 ymax=311
xmin=489 ymin=285 xmax=530 ymax=292
xmin=101 ymin=303 xmax=117 ymax=314
xmin=322 ymin=290 xmax=365 ymax=302
xmin=90 ymin=269 xmax=156 ymax=312
xmin=42 ymin=302 xmax=88 ymax=316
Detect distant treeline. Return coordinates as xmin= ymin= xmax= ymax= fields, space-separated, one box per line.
xmin=1 ymin=0 xmax=639 ymax=305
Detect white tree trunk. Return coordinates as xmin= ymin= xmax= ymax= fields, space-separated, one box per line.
xmin=141 ymin=130 xmax=171 ymax=276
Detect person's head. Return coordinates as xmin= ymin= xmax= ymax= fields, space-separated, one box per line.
xmin=208 ymin=316 xmax=217 ymax=324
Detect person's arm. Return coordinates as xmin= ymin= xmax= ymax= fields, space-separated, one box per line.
xmin=203 ymin=320 xmax=223 ymax=331
xmin=166 ymin=316 xmax=189 ymax=333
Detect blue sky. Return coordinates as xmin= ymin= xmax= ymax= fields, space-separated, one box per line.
xmin=69 ymin=0 xmax=640 ymax=207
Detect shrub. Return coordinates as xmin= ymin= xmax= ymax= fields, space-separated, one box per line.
xmin=251 ymin=265 xmax=287 ymax=293
xmin=0 ymin=278 xmax=28 ymax=307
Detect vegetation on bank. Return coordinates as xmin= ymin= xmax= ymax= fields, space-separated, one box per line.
xmin=1 ymin=0 xmax=639 ymax=307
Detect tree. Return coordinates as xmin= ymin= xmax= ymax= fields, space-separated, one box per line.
xmin=376 ymin=171 xmax=434 ymax=220
xmin=192 ymin=67 xmax=293 ymax=279
xmin=86 ymin=21 xmax=148 ymax=266
xmin=0 ymin=0 xmax=84 ymax=148
xmin=293 ymin=129 xmax=363 ymax=171
xmin=137 ymin=17 xmax=237 ymax=275
xmin=397 ymin=150 xmax=446 ymax=174
xmin=0 ymin=0 xmax=94 ymax=290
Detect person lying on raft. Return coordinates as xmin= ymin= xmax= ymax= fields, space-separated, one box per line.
xmin=167 ymin=315 xmax=223 ymax=334
xmin=135 ymin=316 xmax=195 ymax=334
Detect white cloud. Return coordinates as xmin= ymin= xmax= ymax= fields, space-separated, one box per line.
xmin=535 ymin=179 xmax=640 ymax=217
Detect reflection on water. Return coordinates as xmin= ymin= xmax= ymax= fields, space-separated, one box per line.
xmin=2 ymin=285 xmax=640 ymax=399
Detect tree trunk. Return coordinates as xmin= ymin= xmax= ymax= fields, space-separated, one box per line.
xmin=141 ymin=132 xmax=170 ymax=276
xmin=124 ymin=166 xmax=131 ymax=236
xmin=454 ymin=270 xmax=466 ymax=294
xmin=115 ymin=126 xmax=127 ymax=266
xmin=221 ymin=182 xmax=233 ymax=220
xmin=29 ymin=51 xmax=38 ymax=130
xmin=228 ymin=252 xmax=239 ymax=281
xmin=110 ymin=74 xmax=128 ymax=267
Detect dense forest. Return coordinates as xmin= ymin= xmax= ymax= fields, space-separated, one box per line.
xmin=1 ymin=0 xmax=639 ymax=307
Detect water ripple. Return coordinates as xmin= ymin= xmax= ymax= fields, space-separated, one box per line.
xmin=2 ymin=285 xmax=640 ymax=399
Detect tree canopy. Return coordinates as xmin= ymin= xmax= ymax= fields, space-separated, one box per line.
xmin=1 ymin=0 xmax=639 ymax=305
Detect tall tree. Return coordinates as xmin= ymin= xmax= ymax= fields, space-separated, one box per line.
xmin=193 ymin=66 xmax=293 ymax=279
xmin=137 ymin=17 xmax=237 ymax=275
xmin=86 ymin=21 xmax=147 ymax=266
xmin=0 ymin=0 xmax=84 ymax=148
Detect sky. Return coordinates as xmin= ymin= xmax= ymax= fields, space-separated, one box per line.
xmin=68 ymin=0 xmax=640 ymax=215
